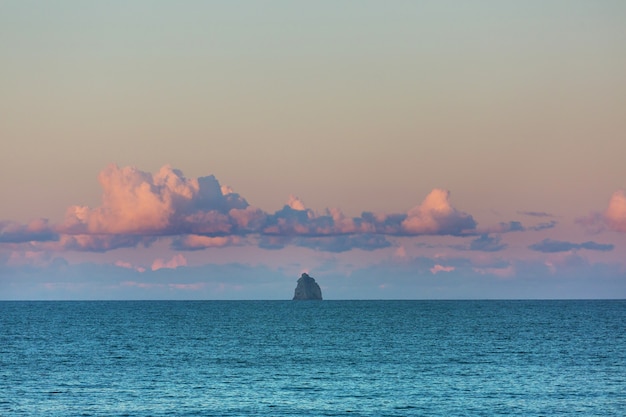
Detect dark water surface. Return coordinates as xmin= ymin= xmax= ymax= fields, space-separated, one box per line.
xmin=1 ymin=300 xmax=625 ymax=416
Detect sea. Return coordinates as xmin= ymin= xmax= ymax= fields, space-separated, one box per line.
xmin=1 ymin=300 xmax=624 ymax=416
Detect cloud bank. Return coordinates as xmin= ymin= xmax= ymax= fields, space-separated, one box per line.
xmin=2 ymin=164 xmax=617 ymax=254
xmin=2 ymin=165 xmax=485 ymax=252
xmin=529 ymin=239 xmax=614 ymax=253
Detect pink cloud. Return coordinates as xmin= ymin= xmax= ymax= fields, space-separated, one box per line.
xmin=114 ymin=260 xmax=146 ymax=273
xmin=229 ymin=207 xmax=267 ymax=230
xmin=286 ymin=195 xmax=307 ymax=211
xmin=61 ymin=164 xmax=248 ymax=236
xmin=393 ymin=246 xmax=408 ymax=260
xmin=182 ymin=211 xmax=232 ymax=235
xmin=577 ymin=190 xmax=626 ymax=234
xmin=402 ymin=189 xmax=476 ymax=235
xmin=172 ymin=235 xmax=240 ymax=250
xmin=57 ymin=166 xmax=472 ymax=242
xmin=151 ymin=254 xmax=187 ymax=271
xmin=115 ymin=260 xmax=133 ymax=268
xmin=605 ymin=190 xmax=626 ymax=232
xmin=63 ymin=165 xmax=181 ymax=234
xmin=261 ymin=189 xmax=476 ymax=239
xmin=325 ymin=207 xmax=373 ymax=234
xmin=430 ymin=264 xmax=455 ymax=274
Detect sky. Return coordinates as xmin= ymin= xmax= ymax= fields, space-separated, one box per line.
xmin=1 ymin=1 xmax=626 ymax=300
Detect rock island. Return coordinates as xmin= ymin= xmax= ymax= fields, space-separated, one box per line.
xmin=292 ymin=273 xmax=323 ymax=300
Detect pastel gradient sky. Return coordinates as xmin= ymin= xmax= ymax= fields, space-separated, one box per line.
xmin=2 ymin=1 xmax=626 ymax=299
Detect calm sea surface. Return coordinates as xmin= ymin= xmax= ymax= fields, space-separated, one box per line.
xmin=1 ymin=300 xmax=625 ymax=416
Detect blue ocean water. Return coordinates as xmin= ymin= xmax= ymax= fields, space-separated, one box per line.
xmin=1 ymin=300 xmax=625 ymax=416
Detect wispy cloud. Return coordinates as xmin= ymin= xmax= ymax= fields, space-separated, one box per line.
xmin=430 ymin=264 xmax=455 ymax=274
xmin=468 ymin=234 xmax=507 ymax=252
xmin=294 ymin=234 xmax=392 ymax=253
xmin=528 ymin=239 xmax=614 ymax=253
xmin=529 ymin=220 xmax=558 ymax=231
xmin=480 ymin=220 xmax=557 ymax=234
xmin=517 ymin=211 xmax=555 ymax=218
xmin=58 ymin=234 xmax=156 ymax=252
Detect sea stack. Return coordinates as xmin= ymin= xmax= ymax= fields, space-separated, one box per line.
xmin=292 ymin=273 xmax=323 ymax=300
